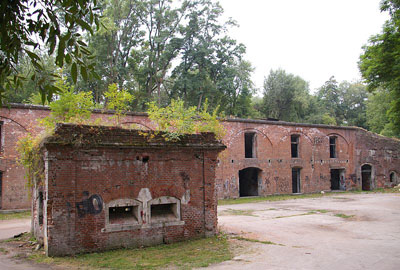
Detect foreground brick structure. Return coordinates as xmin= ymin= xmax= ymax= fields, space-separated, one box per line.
xmin=0 ymin=104 xmax=400 ymax=210
xmin=32 ymin=124 xmax=225 ymax=256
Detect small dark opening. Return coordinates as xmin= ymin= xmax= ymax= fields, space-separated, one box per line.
xmin=38 ymin=191 xmax=44 ymax=225
xmin=151 ymin=203 xmax=177 ymax=222
xmin=329 ymin=136 xmax=337 ymax=158
xmin=109 ymin=206 xmax=138 ymax=224
xmin=142 ymin=156 xmax=149 ymax=163
xmin=291 ymin=135 xmax=299 ymax=158
xmin=390 ymin=172 xmax=395 ymax=183
xmin=292 ymin=168 xmax=301 ymax=193
xmin=239 ymin=167 xmax=260 ymax=197
xmin=245 ymin=133 xmax=256 ymax=158
xmin=330 ymin=169 xmax=341 ymax=190
xmin=361 ymin=164 xmax=372 ymax=191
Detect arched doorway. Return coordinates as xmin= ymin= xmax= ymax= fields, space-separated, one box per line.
xmin=361 ymin=164 xmax=372 ymax=191
xmin=239 ymin=167 xmax=261 ymax=197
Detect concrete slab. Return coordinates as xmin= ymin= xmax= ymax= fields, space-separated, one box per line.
xmin=209 ymin=193 xmax=400 ymax=270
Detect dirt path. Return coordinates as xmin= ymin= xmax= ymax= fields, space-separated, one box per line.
xmin=209 ymin=193 xmax=400 ymax=270
xmin=0 ymin=219 xmax=30 ymax=241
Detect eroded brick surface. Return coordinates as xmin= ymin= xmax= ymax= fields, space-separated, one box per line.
xmin=32 ymin=124 xmax=224 ymax=256
xmin=1 ymin=104 xmax=400 ymax=210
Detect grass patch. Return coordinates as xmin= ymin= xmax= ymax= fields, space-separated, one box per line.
xmin=334 ymin=213 xmax=354 ymax=219
xmin=219 ymin=193 xmax=332 ymax=205
xmin=314 ymin=209 xmax=329 ymax=213
xmin=30 ymin=235 xmax=232 ymax=270
xmin=0 ymin=211 xmax=31 ymax=220
xmin=233 ymin=236 xmax=284 ymax=246
xmin=349 ymin=188 xmax=400 ymax=194
xmin=220 ymin=209 xmax=257 ymax=216
xmin=275 ymin=211 xmax=317 ymax=219
xmin=0 ymin=247 xmax=9 ymax=254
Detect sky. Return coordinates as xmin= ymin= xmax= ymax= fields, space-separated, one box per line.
xmin=218 ymin=0 xmax=389 ymax=94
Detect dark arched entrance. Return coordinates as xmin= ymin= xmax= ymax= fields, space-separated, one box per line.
xmin=239 ymin=167 xmax=261 ymax=197
xmin=361 ymin=164 xmax=372 ymax=191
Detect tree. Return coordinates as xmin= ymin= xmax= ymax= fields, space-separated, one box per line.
xmin=366 ymin=88 xmax=398 ymax=137
xmin=168 ymin=0 xmax=254 ymax=116
xmin=261 ymin=69 xmax=311 ymax=122
xmin=340 ymin=81 xmax=367 ymax=128
xmin=0 ymin=0 xmax=100 ymax=104
xmin=81 ymin=0 xmax=144 ymax=103
xmin=315 ymin=76 xmax=345 ymax=125
xmin=359 ymin=0 xmax=400 ymax=135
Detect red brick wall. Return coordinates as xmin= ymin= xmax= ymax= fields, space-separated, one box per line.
xmin=0 ymin=105 xmax=153 ymax=209
xmin=33 ymin=124 xmax=224 ymax=256
xmin=215 ymin=120 xmax=361 ymax=198
xmin=2 ymin=105 xmax=400 ymax=210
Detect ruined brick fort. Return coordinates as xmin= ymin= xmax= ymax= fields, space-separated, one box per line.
xmin=1 ymin=103 xmax=400 ymax=211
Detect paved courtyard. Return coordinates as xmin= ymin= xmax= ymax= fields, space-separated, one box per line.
xmin=211 ymin=193 xmax=400 ymax=270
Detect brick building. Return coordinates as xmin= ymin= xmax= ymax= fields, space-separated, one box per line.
xmin=0 ymin=104 xmax=400 ymax=211
xmin=32 ymin=123 xmax=225 ymax=256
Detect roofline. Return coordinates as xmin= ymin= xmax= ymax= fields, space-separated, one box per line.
xmin=1 ymin=103 xmax=363 ymax=131
xmin=223 ymin=117 xmax=360 ymax=131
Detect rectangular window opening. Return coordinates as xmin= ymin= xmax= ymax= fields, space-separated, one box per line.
xmin=291 ymin=135 xmax=299 ymax=158
xmin=245 ymin=132 xmax=256 ymax=158
xmin=109 ymin=206 xmax=138 ymax=224
xmin=292 ymin=168 xmax=301 ymax=193
xmin=151 ymin=203 xmax=178 ymax=222
xmin=38 ymin=191 xmax=44 ymax=225
xmin=329 ymin=137 xmax=337 ymax=158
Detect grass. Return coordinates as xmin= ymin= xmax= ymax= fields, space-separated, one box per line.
xmin=29 ymin=235 xmax=232 ymax=270
xmin=220 ymin=209 xmax=257 ymax=216
xmin=275 ymin=211 xmax=318 ymax=219
xmin=0 ymin=211 xmax=31 ymax=221
xmin=0 ymin=247 xmax=9 ymax=254
xmin=218 ymin=188 xmax=400 ymax=206
xmin=219 ymin=193 xmax=331 ymax=205
xmin=334 ymin=213 xmax=354 ymax=219
xmin=233 ymin=236 xmax=284 ymax=246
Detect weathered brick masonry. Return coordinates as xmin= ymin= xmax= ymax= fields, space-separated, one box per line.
xmin=32 ymin=124 xmax=225 ymax=256
xmin=1 ymin=104 xmax=400 ymax=210
xmin=217 ymin=119 xmax=399 ymax=198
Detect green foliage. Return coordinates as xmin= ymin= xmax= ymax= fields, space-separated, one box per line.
xmin=104 ymin=83 xmax=134 ymax=125
xmin=0 ymin=0 xmax=101 ymax=105
xmin=359 ymin=0 xmax=400 ymax=135
xmin=40 ymin=78 xmax=94 ymax=130
xmin=147 ymin=98 xmax=225 ymax=141
xmin=366 ymin=88 xmax=399 ymax=137
xmin=16 ymin=134 xmax=43 ymax=192
xmin=262 ymin=69 xmax=311 ymax=122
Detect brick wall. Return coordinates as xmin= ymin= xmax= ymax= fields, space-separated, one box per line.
xmin=2 ymin=104 xmax=400 ymax=210
xmin=32 ymin=124 xmax=225 ymax=256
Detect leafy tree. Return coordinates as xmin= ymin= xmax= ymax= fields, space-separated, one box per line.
xmin=104 ymin=83 xmax=134 ymax=124
xmin=81 ymin=0 xmax=144 ymax=103
xmin=366 ymin=88 xmax=398 ymax=137
xmin=315 ymin=76 xmax=345 ymax=125
xmin=359 ymin=0 xmax=400 ymax=135
xmin=340 ymin=81 xmax=367 ymax=128
xmin=0 ymin=0 xmax=101 ymax=104
xmin=40 ymin=77 xmax=94 ymax=130
xmin=261 ymin=69 xmax=311 ymax=122
xmin=169 ymin=1 xmax=253 ymax=115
